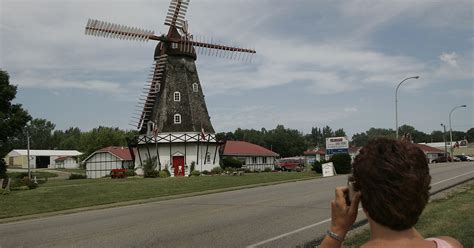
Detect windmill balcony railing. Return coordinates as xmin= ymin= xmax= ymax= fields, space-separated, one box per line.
xmin=137 ymin=133 xmax=217 ymax=144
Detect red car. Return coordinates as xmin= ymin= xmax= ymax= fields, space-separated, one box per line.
xmin=275 ymin=158 xmax=304 ymax=171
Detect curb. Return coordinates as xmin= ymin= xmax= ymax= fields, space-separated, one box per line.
xmin=0 ymin=175 xmax=323 ymax=224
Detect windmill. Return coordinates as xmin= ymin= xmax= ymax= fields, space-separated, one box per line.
xmin=84 ymin=0 xmax=256 ymax=176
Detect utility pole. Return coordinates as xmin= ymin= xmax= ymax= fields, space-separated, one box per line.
xmin=441 ymin=124 xmax=448 ymax=159
xmin=27 ymin=130 xmax=31 ymax=179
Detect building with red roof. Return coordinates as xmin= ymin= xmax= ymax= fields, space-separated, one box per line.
xmin=414 ymin=143 xmax=445 ymax=162
xmin=222 ymin=141 xmax=279 ymax=171
xmin=83 ymin=146 xmax=134 ymax=179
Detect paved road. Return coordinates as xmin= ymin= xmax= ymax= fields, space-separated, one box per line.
xmin=0 ymin=162 xmax=472 ymax=248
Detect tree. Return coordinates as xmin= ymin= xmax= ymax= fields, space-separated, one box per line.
xmin=429 ymin=131 xmax=444 ymax=143
xmin=0 ymin=70 xmax=31 ymax=178
xmin=466 ymin=128 xmax=474 ymax=143
xmin=334 ymin=128 xmax=346 ymax=137
xmin=398 ymin=124 xmax=428 ymax=143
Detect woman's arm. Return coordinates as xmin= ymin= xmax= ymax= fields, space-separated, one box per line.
xmin=320 ymin=187 xmax=361 ymax=248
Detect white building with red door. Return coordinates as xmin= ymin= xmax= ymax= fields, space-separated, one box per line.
xmin=134 ymin=133 xmax=221 ymax=177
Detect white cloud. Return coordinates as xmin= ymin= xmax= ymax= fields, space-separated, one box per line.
xmin=344 ymin=107 xmax=358 ymax=113
xmin=439 ymin=52 xmax=458 ymax=67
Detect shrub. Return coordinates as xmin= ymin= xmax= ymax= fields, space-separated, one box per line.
xmin=312 ymin=160 xmax=322 ymax=173
xmin=159 ymin=170 xmax=170 ymax=178
xmin=201 ymin=170 xmax=210 ymax=175
xmin=125 ymin=169 xmax=137 ymax=177
xmin=190 ymin=170 xmax=201 ymax=177
xmin=243 ymin=168 xmax=251 ymax=173
xmin=13 ymin=177 xmax=38 ymax=189
xmin=69 ymin=174 xmax=87 ymax=180
xmin=143 ymin=157 xmax=158 ymax=178
xmin=211 ymin=166 xmax=223 ymax=175
xmin=330 ymin=153 xmax=352 ymax=174
xmin=190 ymin=161 xmax=196 ymax=173
xmin=222 ymin=157 xmax=243 ymax=169
xmin=264 ymin=167 xmax=272 ymax=172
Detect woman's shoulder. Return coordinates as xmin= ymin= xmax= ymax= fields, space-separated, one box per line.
xmin=427 ymin=236 xmax=463 ymax=248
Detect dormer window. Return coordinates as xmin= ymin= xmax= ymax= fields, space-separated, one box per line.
xmin=174 ymin=91 xmax=181 ymax=102
xmin=192 ymin=83 xmax=199 ymax=92
xmin=146 ymin=121 xmax=155 ymax=136
xmin=174 ymin=114 xmax=181 ymax=124
xmin=171 ymin=43 xmax=178 ymax=49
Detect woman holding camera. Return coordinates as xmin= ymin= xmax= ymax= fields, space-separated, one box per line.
xmin=321 ymin=138 xmax=463 ymax=248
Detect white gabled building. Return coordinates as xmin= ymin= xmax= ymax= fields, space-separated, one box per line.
xmin=84 ymin=146 xmax=134 ymax=179
xmin=4 ymin=149 xmax=82 ymax=169
xmin=221 ymin=140 xmax=279 ymax=171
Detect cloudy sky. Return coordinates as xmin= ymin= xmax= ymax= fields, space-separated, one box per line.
xmin=1 ymin=0 xmax=473 ymax=137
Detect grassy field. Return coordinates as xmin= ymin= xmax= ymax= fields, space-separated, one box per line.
xmin=0 ymin=172 xmax=319 ymax=219
xmin=344 ymin=182 xmax=474 ymax=247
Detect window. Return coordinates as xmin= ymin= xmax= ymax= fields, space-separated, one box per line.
xmin=171 ymin=43 xmax=178 ymax=49
xmin=154 ymin=83 xmax=160 ymax=92
xmin=206 ymin=152 xmax=211 ymax=163
xmin=252 ymin=157 xmax=257 ymax=164
xmin=174 ymin=91 xmax=181 ymax=102
xmin=174 ymin=114 xmax=181 ymax=124
xmin=262 ymin=157 xmax=267 ymax=164
xmin=146 ymin=121 xmax=155 ymax=136
xmin=192 ymin=83 xmax=199 ymax=92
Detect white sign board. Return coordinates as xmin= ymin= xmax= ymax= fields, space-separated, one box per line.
xmin=326 ymin=137 xmax=349 ymax=155
xmin=322 ymin=162 xmax=335 ymax=177
xmin=326 ymin=137 xmax=349 ymax=150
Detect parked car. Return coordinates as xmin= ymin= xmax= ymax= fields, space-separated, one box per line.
xmin=466 ymin=155 xmax=474 ymax=161
xmin=274 ymin=158 xmax=304 ymax=171
xmin=431 ymin=156 xmax=452 ymax=163
xmin=455 ymin=155 xmax=468 ymax=161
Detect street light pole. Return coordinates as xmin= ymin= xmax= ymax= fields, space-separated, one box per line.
xmin=441 ymin=123 xmax=448 ymax=159
xmin=395 ymin=76 xmax=420 ymax=139
xmin=27 ymin=130 xmax=31 ymax=179
xmin=449 ymin=104 xmax=467 ymax=160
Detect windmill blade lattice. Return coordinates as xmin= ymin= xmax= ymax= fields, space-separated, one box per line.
xmin=85 ymin=19 xmax=155 ymax=42
xmin=164 ymin=0 xmax=189 ymax=29
xmin=177 ymin=36 xmax=256 ymax=61
xmin=130 ymin=54 xmax=168 ymax=129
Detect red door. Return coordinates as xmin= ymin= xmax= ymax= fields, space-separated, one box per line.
xmin=173 ymin=156 xmax=185 ymax=177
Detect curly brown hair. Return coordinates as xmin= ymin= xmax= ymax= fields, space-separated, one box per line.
xmin=351 ymin=138 xmax=431 ymax=230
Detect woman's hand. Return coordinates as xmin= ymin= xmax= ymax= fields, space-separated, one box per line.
xmin=330 ymin=186 xmax=361 ymax=237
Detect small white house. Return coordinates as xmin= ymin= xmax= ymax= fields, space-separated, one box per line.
xmin=221 ymin=141 xmax=279 ymax=171
xmin=54 ymin=156 xmax=79 ymax=169
xmin=4 ymin=149 xmax=82 ymax=169
xmin=84 ymin=146 xmax=133 ymax=179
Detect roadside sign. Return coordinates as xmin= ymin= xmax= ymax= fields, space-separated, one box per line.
xmin=326 ymin=137 xmax=349 ymax=155
xmin=322 ymin=162 xmax=336 ymax=177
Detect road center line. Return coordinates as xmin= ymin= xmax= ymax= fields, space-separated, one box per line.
xmin=246 ymin=169 xmax=474 ymax=247
xmin=430 ymin=170 xmax=474 ymax=186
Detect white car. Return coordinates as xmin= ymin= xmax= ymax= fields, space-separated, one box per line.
xmin=465 ymin=155 xmax=474 ymax=161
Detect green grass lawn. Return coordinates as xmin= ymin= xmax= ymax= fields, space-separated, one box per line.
xmin=0 ymin=172 xmax=319 ymax=219
xmin=344 ymin=182 xmax=474 ymax=247
xmin=6 ymin=171 xmax=58 ymax=179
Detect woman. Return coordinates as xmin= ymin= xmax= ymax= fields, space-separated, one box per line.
xmin=321 ymin=138 xmax=463 ymax=248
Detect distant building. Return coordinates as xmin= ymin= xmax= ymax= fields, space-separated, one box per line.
xmin=84 ymin=146 xmax=133 ymax=179
xmin=54 ymin=156 xmax=79 ymax=169
xmin=303 ymin=146 xmax=361 ymax=164
xmin=303 ymin=149 xmax=325 ymax=165
xmin=4 ymin=149 xmax=82 ymax=169
xmin=413 ymin=144 xmax=445 ymax=162
xmin=221 ymin=141 xmax=279 ymax=171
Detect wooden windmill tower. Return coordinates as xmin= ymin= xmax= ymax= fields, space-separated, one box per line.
xmin=84 ymin=0 xmax=256 ymax=176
